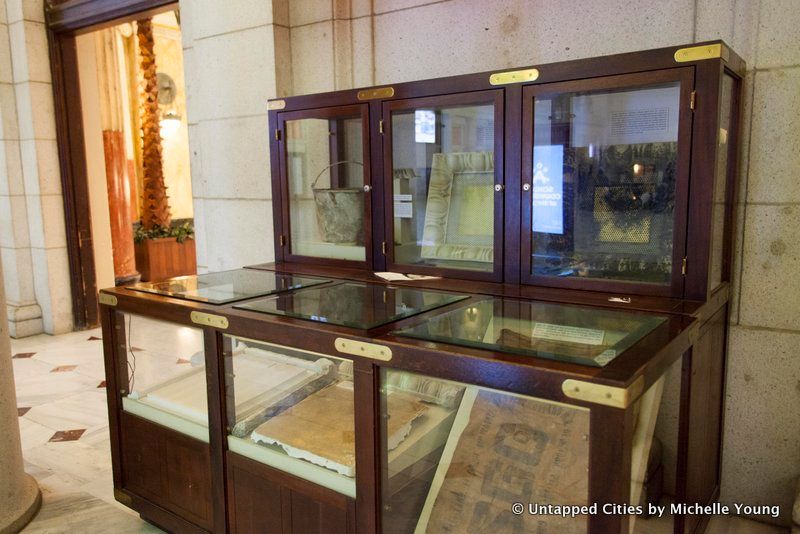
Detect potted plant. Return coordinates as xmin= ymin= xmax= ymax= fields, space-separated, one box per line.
xmin=132 ymin=17 xmax=196 ymax=282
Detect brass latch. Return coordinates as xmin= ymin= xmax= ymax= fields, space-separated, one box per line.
xmin=379 ymin=119 xmax=384 ymax=134
xmin=275 ymin=129 xmax=281 ymax=141
xmin=279 ymin=235 xmax=286 ymax=247
xmin=682 ymin=257 xmax=687 ymax=276
xmin=690 ymin=90 xmax=696 ymax=111
xmin=381 ymin=241 xmax=387 ymax=255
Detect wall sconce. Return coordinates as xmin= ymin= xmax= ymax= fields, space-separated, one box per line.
xmin=160 ymin=110 xmax=182 ymax=138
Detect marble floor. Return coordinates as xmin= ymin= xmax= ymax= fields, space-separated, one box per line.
xmin=11 ymin=326 xmax=163 ymax=533
xmin=9 ymin=326 xmax=790 ymax=533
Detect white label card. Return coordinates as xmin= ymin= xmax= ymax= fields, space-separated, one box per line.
xmin=394 ymin=202 xmax=413 ymax=218
xmin=532 ymin=322 xmax=605 ymax=345
xmin=394 ymin=194 xmax=412 ymax=202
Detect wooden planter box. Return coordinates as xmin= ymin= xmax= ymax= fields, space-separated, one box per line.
xmin=134 ymin=237 xmax=197 ymax=282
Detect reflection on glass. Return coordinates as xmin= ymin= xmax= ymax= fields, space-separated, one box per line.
xmin=120 ymin=314 xmax=208 ymax=441
xmin=391 ymin=103 xmax=496 ymax=272
xmin=380 ymin=369 xmax=589 ymax=533
xmin=127 ymin=269 xmax=330 ymax=304
xmin=531 ymin=82 xmax=681 ymax=284
xmin=234 ymin=282 xmax=468 ymax=329
xmin=224 ymin=336 xmax=356 ymax=497
xmin=396 ymin=297 xmax=666 ymax=367
xmin=631 ymin=358 xmax=682 ymax=533
xmin=287 ymin=114 xmax=366 ymax=261
xmin=709 ymin=75 xmax=734 ymax=289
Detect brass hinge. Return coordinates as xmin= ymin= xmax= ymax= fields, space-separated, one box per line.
xmin=378 ymin=119 xmax=384 ymax=134
xmin=275 ymin=129 xmax=281 ymax=141
xmin=381 ymin=241 xmax=387 ymax=255
xmin=279 ymin=235 xmax=286 ymax=247
xmin=689 ymin=90 xmax=696 ymax=111
xmin=682 ymin=257 xmax=687 ymax=276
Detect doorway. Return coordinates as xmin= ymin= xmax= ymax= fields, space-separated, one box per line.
xmin=47 ymin=1 xmax=194 ymax=328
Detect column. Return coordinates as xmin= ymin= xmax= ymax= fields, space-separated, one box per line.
xmin=97 ymin=29 xmax=138 ymax=284
xmin=0 ymin=255 xmax=41 ymax=530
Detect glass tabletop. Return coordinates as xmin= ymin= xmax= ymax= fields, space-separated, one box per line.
xmin=395 ymin=297 xmax=667 ymax=367
xmin=234 ymin=281 xmax=469 ymax=329
xmin=126 ymin=269 xmax=331 ymax=304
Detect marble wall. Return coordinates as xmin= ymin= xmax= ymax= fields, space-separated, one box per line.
xmin=0 ymin=0 xmax=72 ymax=337
xmin=181 ymin=0 xmax=799 ymax=525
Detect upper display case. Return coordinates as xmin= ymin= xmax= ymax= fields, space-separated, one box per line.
xmin=269 ymin=41 xmax=743 ymax=300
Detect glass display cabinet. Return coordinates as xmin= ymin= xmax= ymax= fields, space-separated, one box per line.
xmin=102 ymin=41 xmax=742 ymax=534
xmin=275 ymin=105 xmax=372 ymax=266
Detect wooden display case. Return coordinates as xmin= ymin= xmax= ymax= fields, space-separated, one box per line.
xmin=100 ymin=40 xmax=743 ymax=534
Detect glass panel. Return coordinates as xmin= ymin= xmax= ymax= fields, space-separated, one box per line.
xmin=224 ymin=336 xmax=356 ymax=497
xmin=234 ymin=282 xmax=468 ymax=329
xmin=380 ymin=369 xmax=589 ymax=533
xmin=631 ymin=358 xmax=681 ymax=533
xmin=391 ymin=102 xmax=496 ymax=272
xmin=531 ymin=81 xmax=681 ymax=284
xmin=120 ymin=313 xmax=208 ymax=441
xmin=127 ymin=269 xmax=331 ymax=304
xmin=287 ymin=113 xmax=366 ymax=261
xmin=709 ymin=75 xmax=734 ymax=289
xmin=396 ymin=297 xmax=666 ymax=367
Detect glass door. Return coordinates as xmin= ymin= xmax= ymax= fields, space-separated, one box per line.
xmin=278 ymin=104 xmax=371 ymax=267
xmin=521 ymin=68 xmax=694 ymax=296
xmin=382 ymin=91 xmax=504 ymax=281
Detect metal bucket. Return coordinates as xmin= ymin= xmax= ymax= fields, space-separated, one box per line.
xmin=312 ymin=187 xmax=364 ymax=244
xmin=311 ymin=161 xmax=365 ymax=245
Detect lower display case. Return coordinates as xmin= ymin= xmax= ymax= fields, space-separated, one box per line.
xmin=99 ymin=269 xmax=727 ymax=534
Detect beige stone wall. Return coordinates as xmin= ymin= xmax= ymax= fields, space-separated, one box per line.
xmin=179 ymin=0 xmax=287 ymax=273
xmin=181 ymin=0 xmax=797 ymax=525
xmin=0 ymin=0 xmax=72 ymax=336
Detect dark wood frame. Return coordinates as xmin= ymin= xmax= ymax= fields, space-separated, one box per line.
xmin=381 ymin=90 xmax=505 ymax=282
xmin=45 ymin=0 xmax=177 ymax=329
xmin=519 ymin=67 xmax=696 ymax=297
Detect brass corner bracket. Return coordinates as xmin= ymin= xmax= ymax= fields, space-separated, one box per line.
xmin=489 ymin=68 xmax=539 ymax=85
xmin=357 ymin=86 xmax=395 ymax=100
xmin=674 ymin=43 xmax=729 ymax=63
xmin=98 ymin=293 xmax=118 ymax=306
xmin=562 ymin=376 xmax=644 ymax=408
xmin=267 ymin=99 xmax=286 ymax=110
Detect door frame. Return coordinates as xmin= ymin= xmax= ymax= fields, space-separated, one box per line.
xmin=45 ymin=0 xmax=177 ymax=328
